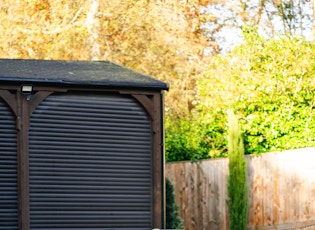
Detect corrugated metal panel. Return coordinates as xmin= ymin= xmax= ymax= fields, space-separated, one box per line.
xmin=29 ymin=93 xmax=153 ymax=230
xmin=0 ymin=99 xmax=18 ymax=230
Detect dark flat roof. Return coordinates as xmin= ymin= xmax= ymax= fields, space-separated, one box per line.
xmin=0 ymin=59 xmax=169 ymax=90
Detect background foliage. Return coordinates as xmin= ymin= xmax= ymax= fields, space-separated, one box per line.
xmin=0 ymin=0 xmax=314 ymax=162
xmin=166 ymin=29 xmax=315 ymax=161
xmin=0 ymin=0 xmax=213 ymax=119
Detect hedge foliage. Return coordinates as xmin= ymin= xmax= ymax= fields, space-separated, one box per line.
xmin=165 ymin=29 xmax=315 ymax=162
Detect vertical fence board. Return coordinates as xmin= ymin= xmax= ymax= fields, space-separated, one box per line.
xmin=165 ymin=148 xmax=315 ymax=230
xmin=272 ymin=154 xmax=280 ymax=226
xmin=247 ymin=156 xmax=255 ymax=228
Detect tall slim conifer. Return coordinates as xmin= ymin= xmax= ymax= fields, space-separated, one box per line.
xmin=226 ymin=110 xmax=248 ymax=230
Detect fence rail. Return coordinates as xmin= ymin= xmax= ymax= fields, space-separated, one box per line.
xmin=165 ymin=148 xmax=315 ymax=230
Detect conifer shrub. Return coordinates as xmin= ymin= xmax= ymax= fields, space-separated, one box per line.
xmin=226 ymin=110 xmax=248 ymax=230
xmin=166 ymin=177 xmax=183 ymax=229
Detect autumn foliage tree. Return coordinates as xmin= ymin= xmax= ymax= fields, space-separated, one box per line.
xmin=0 ymin=0 xmax=214 ymax=118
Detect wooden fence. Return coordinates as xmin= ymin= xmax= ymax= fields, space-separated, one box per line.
xmin=165 ymin=148 xmax=315 ymax=230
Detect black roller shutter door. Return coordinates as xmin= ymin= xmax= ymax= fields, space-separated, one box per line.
xmin=0 ymin=99 xmax=18 ymax=230
xmin=29 ymin=93 xmax=152 ymax=230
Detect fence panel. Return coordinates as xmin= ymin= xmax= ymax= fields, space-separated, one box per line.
xmin=165 ymin=148 xmax=315 ymax=230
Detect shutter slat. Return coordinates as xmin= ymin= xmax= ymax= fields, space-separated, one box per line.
xmin=0 ymin=99 xmax=18 ymax=230
xmin=29 ymin=94 xmax=152 ymax=229
xmin=30 ymin=129 xmax=148 ymax=137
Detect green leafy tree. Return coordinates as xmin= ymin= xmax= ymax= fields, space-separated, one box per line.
xmin=166 ymin=30 xmax=315 ymax=162
xmin=226 ymin=110 xmax=248 ymax=230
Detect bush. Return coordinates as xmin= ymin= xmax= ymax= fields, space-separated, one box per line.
xmin=166 ymin=177 xmax=183 ymax=229
xmin=165 ymin=110 xmax=228 ymax=162
xmin=165 ymin=31 xmax=315 ymax=162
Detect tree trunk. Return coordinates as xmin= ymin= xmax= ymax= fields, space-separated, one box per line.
xmin=86 ymin=0 xmax=100 ymax=60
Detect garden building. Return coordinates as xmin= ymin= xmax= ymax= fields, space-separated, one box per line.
xmin=0 ymin=59 xmax=168 ymax=230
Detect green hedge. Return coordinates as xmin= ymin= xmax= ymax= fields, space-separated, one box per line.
xmin=165 ymin=31 xmax=315 ymax=162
